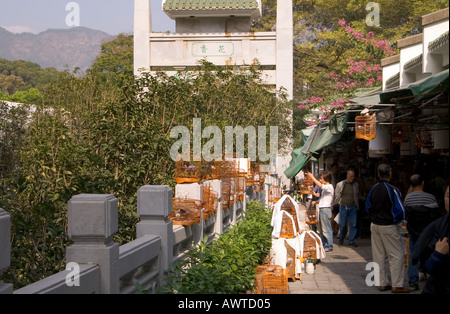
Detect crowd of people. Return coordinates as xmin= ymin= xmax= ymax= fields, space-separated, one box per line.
xmin=298 ymin=163 xmax=449 ymax=294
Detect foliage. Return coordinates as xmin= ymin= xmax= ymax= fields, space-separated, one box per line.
xmin=160 ymin=201 xmax=273 ymax=294
xmin=0 ymin=58 xmax=59 ymax=95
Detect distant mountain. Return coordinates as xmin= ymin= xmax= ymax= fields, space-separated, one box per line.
xmin=0 ymin=27 xmax=114 ymax=71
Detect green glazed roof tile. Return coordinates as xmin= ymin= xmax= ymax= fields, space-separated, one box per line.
xmin=163 ymin=0 xmax=259 ymax=11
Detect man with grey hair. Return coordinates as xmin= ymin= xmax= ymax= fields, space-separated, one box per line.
xmin=366 ymin=164 xmax=410 ymax=293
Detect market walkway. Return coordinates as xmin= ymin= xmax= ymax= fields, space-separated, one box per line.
xmin=288 ymin=236 xmax=421 ymax=294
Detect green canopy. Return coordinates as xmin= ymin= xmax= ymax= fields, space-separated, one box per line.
xmin=284 ymin=114 xmax=348 ymax=179
xmin=284 ymin=149 xmax=311 ymax=179
xmin=380 ymin=69 xmax=449 ymax=104
xmin=307 ymin=114 xmax=348 ymax=154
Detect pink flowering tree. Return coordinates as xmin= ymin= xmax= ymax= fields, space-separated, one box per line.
xmin=297 ymin=18 xmax=397 ymax=126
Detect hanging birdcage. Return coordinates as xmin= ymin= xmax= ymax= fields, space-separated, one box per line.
xmin=355 ymin=111 xmax=377 ymax=140
xmin=306 ymin=207 xmax=318 ymax=225
xmin=415 ymin=127 xmax=434 ymax=148
xmin=299 ymin=175 xmax=314 ymax=195
xmin=392 ymin=125 xmax=410 ymax=143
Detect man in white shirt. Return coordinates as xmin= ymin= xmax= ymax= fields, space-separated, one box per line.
xmin=306 ymin=171 xmax=335 ymax=252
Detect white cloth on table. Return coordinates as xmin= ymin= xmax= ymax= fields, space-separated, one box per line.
xmin=298 ymin=230 xmax=326 ymax=260
xmin=271 ymin=194 xmax=308 ymax=237
xmin=270 ymin=236 xmax=303 ymax=275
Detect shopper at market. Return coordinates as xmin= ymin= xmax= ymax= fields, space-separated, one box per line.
xmin=334 ymin=168 xmax=359 ymax=247
xmin=366 ymin=164 xmax=410 ymax=293
xmin=306 ymin=171 xmax=334 ymax=252
xmin=404 ymin=173 xmax=441 ymax=291
xmin=412 ymin=183 xmax=449 ymax=294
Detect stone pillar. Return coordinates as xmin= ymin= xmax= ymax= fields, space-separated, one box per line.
xmin=66 ymin=194 xmax=119 ymax=294
xmin=276 ymin=0 xmax=293 ymax=191
xmin=134 ymin=0 xmax=151 ymax=75
xmin=136 ymin=186 xmax=174 ymax=285
xmin=0 ymin=209 xmax=13 ymax=294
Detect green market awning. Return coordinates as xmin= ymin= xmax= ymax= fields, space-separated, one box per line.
xmin=306 ymin=114 xmax=348 ymax=154
xmin=283 ymin=148 xmax=311 ymax=179
xmin=380 ymin=69 xmax=449 ymax=104
xmin=284 ymin=114 xmax=348 ymax=179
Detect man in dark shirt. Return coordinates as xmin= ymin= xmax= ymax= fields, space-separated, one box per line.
xmin=366 ymin=164 xmax=410 ymax=293
xmin=404 ymin=173 xmax=441 ymax=291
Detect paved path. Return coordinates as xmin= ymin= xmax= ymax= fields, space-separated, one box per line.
xmin=288 ymin=235 xmax=421 ymax=294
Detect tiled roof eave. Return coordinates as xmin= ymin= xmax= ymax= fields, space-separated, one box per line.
xmin=428 ymin=31 xmax=449 ymax=52
xmin=385 ymin=72 xmax=400 ymax=86
xmin=404 ymin=54 xmax=423 ymax=70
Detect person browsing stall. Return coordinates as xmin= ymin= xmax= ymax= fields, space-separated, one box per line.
xmin=334 ymin=168 xmax=359 ymax=247
xmin=306 ymin=171 xmax=335 ymax=252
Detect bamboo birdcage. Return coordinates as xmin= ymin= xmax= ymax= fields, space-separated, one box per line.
xmin=281 ymin=198 xmax=300 ymax=233
xmin=169 ymin=197 xmax=203 ymax=225
xmin=210 ymin=160 xmax=225 ymax=179
xmin=268 ymin=185 xmax=281 ymax=203
xmin=415 ymin=127 xmax=434 ymax=148
xmin=279 ymin=214 xmax=296 ymax=239
xmin=202 ymin=183 xmax=218 ymax=217
xmin=392 ymin=125 xmax=410 ymax=143
xmin=236 ymin=176 xmax=245 ymax=201
xmin=284 ymin=242 xmax=297 ymax=282
xmin=254 ymin=265 xmax=288 ymax=294
xmin=174 ymin=160 xmax=202 ymax=184
xmin=355 ymin=112 xmax=376 ymax=140
xmin=299 ymin=175 xmax=314 ymax=195
xmin=302 ymin=232 xmax=321 ymax=260
xmin=306 ymin=207 xmax=318 ymax=225
xmin=222 ymin=180 xmax=233 ymax=210
xmin=246 ymin=162 xmax=261 ymax=185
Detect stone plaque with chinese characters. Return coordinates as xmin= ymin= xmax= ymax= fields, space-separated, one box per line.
xmin=191 ymin=42 xmax=234 ymax=57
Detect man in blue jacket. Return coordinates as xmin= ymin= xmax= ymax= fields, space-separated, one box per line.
xmin=366 ymin=164 xmax=410 ymax=293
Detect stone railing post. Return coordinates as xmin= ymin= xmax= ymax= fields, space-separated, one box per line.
xmin=0 ymin=209 xmax=13 ymax=294
xmin=66 ymin=194 xmax=119 ymax=294
xmin=136 ymin=186 xmax=174 ymax=286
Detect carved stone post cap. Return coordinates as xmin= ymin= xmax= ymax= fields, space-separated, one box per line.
xmin=68 ymin=194 xmax=118 ymax=241
xmin=137 ymin=186 xmax=172 ymax=217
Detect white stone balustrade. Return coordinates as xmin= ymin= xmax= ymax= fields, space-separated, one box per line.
xmin=1 ymin=180 xmax=265 ymax=294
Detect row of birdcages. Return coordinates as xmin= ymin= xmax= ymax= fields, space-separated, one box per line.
xmin=171 ymin=158 xmax=268 ymax=225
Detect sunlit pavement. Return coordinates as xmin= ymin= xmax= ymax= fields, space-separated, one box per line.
xmin=288 ymin=236 xmax=421 ymax=294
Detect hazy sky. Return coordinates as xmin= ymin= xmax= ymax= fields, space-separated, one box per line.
xmin=0 ymin=0 xmax=175 ymax=35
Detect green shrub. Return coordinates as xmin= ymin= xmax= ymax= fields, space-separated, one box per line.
xmin=160 ymin=201 xmax=273 ymax=294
